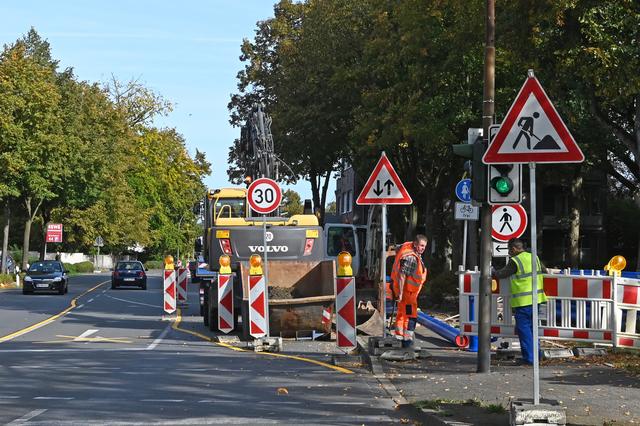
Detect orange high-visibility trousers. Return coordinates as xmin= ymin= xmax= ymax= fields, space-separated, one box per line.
xmin=394 ymin=288 xmax=420 ymax=342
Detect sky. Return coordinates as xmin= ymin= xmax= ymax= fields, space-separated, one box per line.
xmin=0 ymin=1 xmax=330 ymax=202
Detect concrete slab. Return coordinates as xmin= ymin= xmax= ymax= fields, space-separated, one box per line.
xmin=510 ymin=399 xmax=566 ymax=425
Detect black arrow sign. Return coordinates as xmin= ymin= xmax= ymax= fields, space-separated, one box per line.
xmin=495 ymin=244 xmax=507 ymax=252
xmin=373 ymin=180 xmax=384 ymax=196
xmin=384 ymin=179 xmax=395 ymax=195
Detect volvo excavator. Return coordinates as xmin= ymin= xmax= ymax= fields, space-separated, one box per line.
xmin=196 ymin=104 xmax=386 ymax=339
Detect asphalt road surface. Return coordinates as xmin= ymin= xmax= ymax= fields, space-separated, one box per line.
xmin=0 ymin=273 xmax=400 ymax=425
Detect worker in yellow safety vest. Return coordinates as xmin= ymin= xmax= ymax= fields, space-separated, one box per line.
xmin=390 ymin=235 xmax=428 ymax=348
xmin=493 ymin=238 xmax=547 ymax=365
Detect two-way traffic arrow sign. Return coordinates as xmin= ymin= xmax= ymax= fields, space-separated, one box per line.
xmin=356 ymin=152 xmax=412 ymax=205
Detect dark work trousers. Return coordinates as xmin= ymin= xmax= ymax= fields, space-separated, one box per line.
xmin=514 ymin=304 xmax=544 ymax=364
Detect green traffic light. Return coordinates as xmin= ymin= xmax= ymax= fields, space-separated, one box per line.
xmin=491 ymin=176 xmax=513 ymax=195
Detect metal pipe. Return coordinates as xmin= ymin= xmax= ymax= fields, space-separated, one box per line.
xmin=417 ymin=311 xmax=469 ymax=348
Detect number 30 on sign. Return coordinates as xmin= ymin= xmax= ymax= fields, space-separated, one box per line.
xmin=247 ymin=178 xmax=282 ymax=215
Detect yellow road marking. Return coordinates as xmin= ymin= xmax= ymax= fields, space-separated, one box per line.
xmin=0 ymin=280 xmax=109 ymax=343
xmin=172 ymin=308 xmax=353 ymax=374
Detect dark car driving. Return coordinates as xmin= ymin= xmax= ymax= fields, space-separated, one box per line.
xmin=23 ymin=260 xmax=68 ymax=295
xmin=112 ymin=261 xmax=147 ymax=289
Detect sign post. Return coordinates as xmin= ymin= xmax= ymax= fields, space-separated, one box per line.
xmin=247 ymin=177 xmax=282 ymax=338
xmin=483 ymin=70 xmax=584 ymax=406
xmin=356 ymin=152 xmax=412 ymax=337
xmin=455 ymin=179 xmax=476 ymax=270
xmin=45 ymin=224 xmax=63 ymax=260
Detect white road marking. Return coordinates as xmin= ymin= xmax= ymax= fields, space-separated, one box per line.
xmin=34 ymin=396 xmax=74 ymax=400
xmin=76 ymin=304 xmax=84 ymax=309
xmin=87 ymin=298 xmax=94 ymax=303
xmin=74 ymin=329 xmax=98 ymax=341
xmin=7 ymin=408 xmax=47 ymax=424
xmin=146 ymin=324 xmax=171 ymax=350
xmin=105 ymin=294 xmax=158 ymax=308
xmin=0 ymin=395 xmax=20 ymax=399
xmin=140 ymin=399 xmax=184 ymax=403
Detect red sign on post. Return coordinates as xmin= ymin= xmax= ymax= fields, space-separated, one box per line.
xmin=45 ymin=224 xmax=63 ymax=243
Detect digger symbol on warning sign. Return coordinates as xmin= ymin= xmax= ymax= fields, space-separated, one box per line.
xmin=483 ymin=74 xmax=584 ymax=165
xmin=513 ymin=112 xmax=560 ymax=151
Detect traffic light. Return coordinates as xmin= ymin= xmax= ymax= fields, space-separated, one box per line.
xmin=487 ymin=163 xmax=521 ymax=204
xmin=452 ymin=128 xmax=487 ymax=203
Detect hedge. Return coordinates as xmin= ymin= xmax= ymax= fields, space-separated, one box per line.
xmin=144 ymin=260 xmax=164 ymax=270
xmin=63 ymin=261 xmax=94 ymax=273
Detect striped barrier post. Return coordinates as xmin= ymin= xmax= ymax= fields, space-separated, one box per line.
xmin=616 ymin=276 xmax=640 ymax=349
xmin=163 ymin=269 xmax=176 ymax=315
xmin=218 ymin=272 xmax=234 ymax=333
xmin=177 ymin=268 xmax=188 ymax=305
xmin=335 ymin=252 xmax=356 ymax=350
xmin=248 ymin=255 xmax=268 ymax=338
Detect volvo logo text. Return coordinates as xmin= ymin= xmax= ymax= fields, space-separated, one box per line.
xmin=248 ymin=245 xmax=289 ymax=253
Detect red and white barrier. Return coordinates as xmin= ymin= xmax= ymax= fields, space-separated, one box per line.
xmin=248 ymin=274 xmax=268 ymax=338
xmin=336 ymin=276 xmax=356 ymax=349
xmin=177 ymin=268 xmax=188 ymax=305
xmin=163 ymin=270 xmax=176 ymax=314
xmin=459 ymin=268 xmax=640 ymax=350
xmin=217 ymin=273 xmax=234 ymax=333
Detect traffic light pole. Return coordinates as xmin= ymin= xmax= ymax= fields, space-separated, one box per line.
xmin=477 ymin=0 xmax=495 ymax=374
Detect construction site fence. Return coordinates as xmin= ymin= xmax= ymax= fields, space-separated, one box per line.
xmin=458 ymin=266 xmax=640 ymax=350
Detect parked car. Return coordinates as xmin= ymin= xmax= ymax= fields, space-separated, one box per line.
xmin=112 ymin=261 xmax=147 ymax=290
xmin=0 ymin=251 xmax=17 ymax=274
xmin=23 ymin=260 xmax=68 ymax=295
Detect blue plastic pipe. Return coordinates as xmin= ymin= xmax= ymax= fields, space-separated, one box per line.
xmin=417 ymin=311 xmax=469 ymax=348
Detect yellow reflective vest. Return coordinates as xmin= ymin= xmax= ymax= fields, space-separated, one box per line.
xmin=509 ymin=251 xmax=547 ymax=308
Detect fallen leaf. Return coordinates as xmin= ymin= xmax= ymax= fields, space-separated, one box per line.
xmin=578 ymin=389 xmax=585 ymax=394
xmin=400 ymin=419 xmax=410 ymax=424
xmin=277 ymin=388 xmax=289 ymax=395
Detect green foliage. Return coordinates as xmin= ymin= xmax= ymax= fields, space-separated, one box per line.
xmin=74 ymin=261 xmax=94 ymax=273
xmin=63 ymin=263 xmax=76 ymax=273
xmin=0 ymin=28 xmax=211 ymax=261
xmin=282 ymin=189 xmax=303 ymax=216
xmin=144 ymin=260 xmax=164 ymax=270
xmin=0 ymin=273 xmax=15 ymax=284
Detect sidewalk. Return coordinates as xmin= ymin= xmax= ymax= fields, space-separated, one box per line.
xmin=368 ymin=325 xmax=640 ymax=425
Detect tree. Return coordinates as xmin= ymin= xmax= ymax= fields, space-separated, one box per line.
xmin=282 ymin=189 xmax=303 ymax=216
xmin=0 ymin=38 xmax=66 ymax=269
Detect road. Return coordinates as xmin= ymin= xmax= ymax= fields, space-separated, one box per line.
xmin=0 ymin=273 xmax=400 ymax=425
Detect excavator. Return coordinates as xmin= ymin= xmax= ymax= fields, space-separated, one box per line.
xmin=196 ymin=104 xmax=386 ymax=338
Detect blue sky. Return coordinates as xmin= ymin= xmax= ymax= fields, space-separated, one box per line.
xmin=0 ymin=1 xmax=328 ymax=202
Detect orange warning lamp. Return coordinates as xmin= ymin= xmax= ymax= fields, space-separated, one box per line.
xmin=604 ymin=255 xmax=626 ymax=277
xmin=337 ymin=251 xmax=353 ymax=277
xmin=219 ymin=255 xmax=231 ymax=274
xmin=164 ymin=255 xmax=174 ymax=270
xmin=249 ymin=254 xmax=263 ymax=276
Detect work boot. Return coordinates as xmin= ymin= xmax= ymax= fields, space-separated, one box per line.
xmin=401 ymin=340 xmax=414 ymax=349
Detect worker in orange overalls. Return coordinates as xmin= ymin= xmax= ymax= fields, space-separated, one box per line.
xmin=390 ymin=234 xmax=428 ymax=348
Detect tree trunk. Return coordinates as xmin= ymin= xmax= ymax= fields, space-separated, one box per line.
xmin=635 ymin=95 xmax=640 ymax=271
xmin=1 ymin=203 xmax=9 ymax=274
xmin=568 ymin=167 xmax=583 ymax=268
xmin=21 ymin=196 xmax=43 ymax=270
xmin=22 ymin=217 xmax=32 ymax=271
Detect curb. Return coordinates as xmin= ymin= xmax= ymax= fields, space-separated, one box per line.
xmin=357 ymin=336 xmax=451 ymax=426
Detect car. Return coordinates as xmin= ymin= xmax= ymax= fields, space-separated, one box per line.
xmin=112 ymin=261 xmax=147 ymax=290
xmin=23 ymin=260 xmax=68 ymax=295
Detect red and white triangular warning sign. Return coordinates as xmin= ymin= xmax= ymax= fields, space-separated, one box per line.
xmin=356 ymin=152 xmax=412 ymax=205
xmin=483 ymin=75 xmax=584 ymax=164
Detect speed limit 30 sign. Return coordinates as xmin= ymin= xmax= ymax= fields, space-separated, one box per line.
xmin=247 ymin=178 xmax=282 ymax=215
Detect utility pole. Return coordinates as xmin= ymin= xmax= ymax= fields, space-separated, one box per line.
xmin=477 ymin=0 xmax=495 ymax=374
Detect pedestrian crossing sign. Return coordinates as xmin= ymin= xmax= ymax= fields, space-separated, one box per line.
xmin=483 ymin=74 xmax=584 ymax=164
